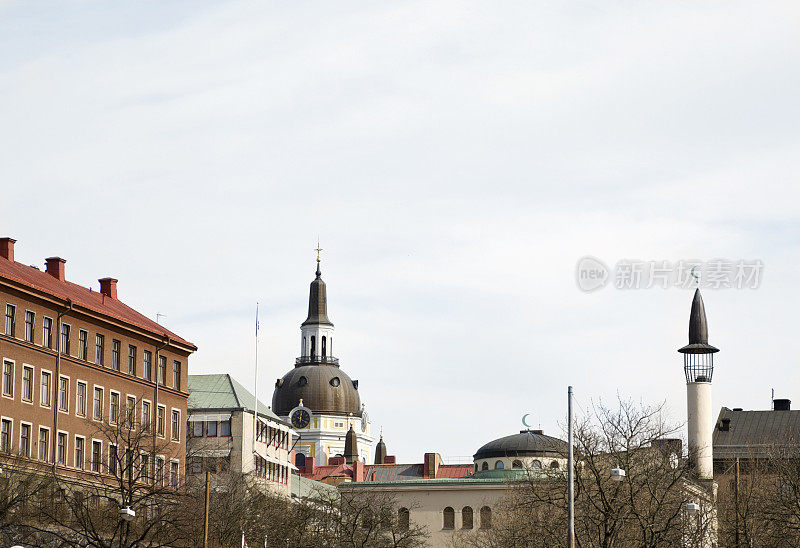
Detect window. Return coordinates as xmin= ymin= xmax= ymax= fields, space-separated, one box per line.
xmin=58 ymin=376 xmax=68 ymax=412
xmin=171 ymin=410 xmax=180 ymax=441
xmin=75 ymin=437 xmax=84 ymax=469
xmin=155 ymin=457 xmax=165 ymax=485
xmin=60 ymin=323 xmax=70 ymax=354
xmin=481 ymin=462 xmax=488 ymax=471
xmin=142 ymin=401 xmax=151 ymax=430
xmin=110 ymin=392 xmax=119 ymax=424
xmin=443 ymin=507 xmax=455 ymax=530
xmin=78 ymin=329 xmax=88 ymax=360
xmin=5 ymin=303 xmax=15 ymax=336
xmin=157 ymin=405 xmax=165 ymax=437
xmin=550 ymin=461 xmax=560 ymax=469
xmin=295 ymin=453 xmax=306 ymax=468
xmin=91 ymin=441 xmax=102 ymax=472
xmin=170 ymin=461 xmax=179 ymax=487
xmin=462 ymin=507 xmax=474 ymax=529
xmin=192 ymin=421 xmax=203 ymax=438
xmin=399 ymin=508 xmax=410 ymax=531
xmin=2 ymin=360 xmax=13 ymax=397
xmin=24 ymin=310 xmax=34 ymax=342
xmin=126 ymin=396 xmax=136 ymax=425
xmin=480 ymin=506 xmax=492 ymax=529
xmin=206 ymin=420 xmax=217 ymax=437
xmin=531 ymin=460 xmax=542 ymax=469
xmin=42 ymin=316 xmax=53 ymax=348
xmin=108 ymin=445 xmax=117 ymax=475
xmin=321 ymin=336 xmax=326 ymax=357
xmin=20 ymin=423 xmax=30 ymax=457
xmin=220 ymin=419 xmax=231 ymax=436
xmin=157 ymin=356 xmax=166 ymax=385
xmin=495 ymin=460 xmax=504 ymax=470
xmin=38 ymin=427 xmax=49 ymax=461
xmin=0 ymin=419 xmax=11 ymax=452
xmin=95 ymin=334 xmax=104 ymax=365
xmin=111 ymin=339 xmax=120 ymax=370
xmin=76 ymin=382 xmax=87 ymax=416
xmin=143 ymin=350 xmax=152 ymax=380
xmin=22 ymin=365 xmax=33 ymax=402
xmin=40 ymin=371 xmax=51 ymax=407
xmin=93 ymin=387 xmax=104 ymax=420
xmin=512 ymin=459 xmax=523 ymax=469
xmin=128 ymin=345 xmax=136 ymax=375
xmin=141 ymin=452 xmax=150 ymax=480
xmin=57 ymin=432 xmax=67 ymax=464
xmin=172 ymin=360 xmax=181 ymax=390
xmin=310 ymin=336 xmax=315 ymax=355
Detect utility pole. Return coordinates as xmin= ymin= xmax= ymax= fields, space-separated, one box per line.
xmin=734 ymin=457 xmax=740 ymax=547
xmin=203 ymin=471 xmax=211 ymax=548
xmin=568 ymin=385 xmax=575 ymax=548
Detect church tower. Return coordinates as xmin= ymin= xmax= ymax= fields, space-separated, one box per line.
xmin=272 ymin=253 xmax=376 ymax=466
xmin=678 ymin=289 xmax=718 ymax=479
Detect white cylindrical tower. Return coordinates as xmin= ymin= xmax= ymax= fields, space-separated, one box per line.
xmin=679 ymin=289 xmax=718 ymax=480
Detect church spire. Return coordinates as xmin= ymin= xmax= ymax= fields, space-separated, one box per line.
xmin=302 ymin=248 xmax=332 ymax=327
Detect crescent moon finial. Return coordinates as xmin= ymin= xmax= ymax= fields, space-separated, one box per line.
xmin=522 ymin=413 xmax=531 ymax=428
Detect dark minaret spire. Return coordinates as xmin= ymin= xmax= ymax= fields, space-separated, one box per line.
xmin=374 ymin=435 xmax=387 ymax=465
xmin=678 ymin=289 xmax=719 ymax=382
xmin=344 ymin=424 xmax=359 ymax=464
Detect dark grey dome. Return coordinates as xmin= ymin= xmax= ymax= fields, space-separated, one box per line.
xmin=272 ymin=365 xmax=360 ymax=416
xmin=474 ymin=430 xmax=567 ymax=460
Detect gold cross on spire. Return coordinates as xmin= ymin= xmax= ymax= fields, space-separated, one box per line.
xmin=315 ymin=238 xmax=323 ymax=263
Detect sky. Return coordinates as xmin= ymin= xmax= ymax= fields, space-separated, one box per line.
xmin=1 ymin=0 xmax=799 ymax=463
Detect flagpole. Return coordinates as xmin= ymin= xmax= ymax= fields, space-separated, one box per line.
xmin=253 ymin=303 xmax=259 ymax=455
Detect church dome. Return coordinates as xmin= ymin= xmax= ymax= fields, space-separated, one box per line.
xmin=272 ymin=365 xmax=361 ymax=416
xmin=474 ymin=430 xmax=567 ymax=460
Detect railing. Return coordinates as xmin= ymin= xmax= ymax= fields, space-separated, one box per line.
xmin=295 ymin=355 xmax=339 ymax=365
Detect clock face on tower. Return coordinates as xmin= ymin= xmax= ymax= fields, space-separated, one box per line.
xmin=291 ymin=409 xmax=311 ymax=429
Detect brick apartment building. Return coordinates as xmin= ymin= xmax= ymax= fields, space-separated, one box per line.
xmin=0 ymin=237 xmax=196 ymax=487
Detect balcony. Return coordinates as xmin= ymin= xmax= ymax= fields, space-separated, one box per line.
xmin=295 ymin=355 xmax=339 ymax=365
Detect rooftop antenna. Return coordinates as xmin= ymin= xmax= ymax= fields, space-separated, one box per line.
xmin=156 ymin=313 xmax=166 ymax=325
xmin=772 ymin=388 xmax=775 ymax=409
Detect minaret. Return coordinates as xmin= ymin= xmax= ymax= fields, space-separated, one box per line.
xmin=678 ymin=289 xmax=719 ymax=479
xmin=374 ymin=435 xmax=387 ymax=464
xmin=298 ymin=246 xmax=335 ymax=364
xmin=344 ymin=424 xmax=359 ymax=464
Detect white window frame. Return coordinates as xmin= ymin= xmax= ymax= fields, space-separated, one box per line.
xmin=57 ymin=374 xmax=70 ymax=414
xmin=78 ymin=328 xmax=88 ymax=360
xmin=125 ymin=394 xmax=136 ymax=426
xmin=40 ymin=368 xmax=53 ymax=408
xmin=108 ymin=443 xmax=118 ymax=476
xmin=169 ymin=458 xmax=180 ymax=488
xmin=142 ymin=398 xmax=152 ymax=431
xmin=109 ymin=390 xmax=120 ymax=425
xmin=0 ymin=416 xmax=13 ymax=453
xmin=76 ymin=380 xmax=87 ymax=417
xmin=60 ymin=322 xmax=71 ymax=356
xmin=74 ymin=434 xmax=86 ymax=470
xmin=38 ymin=425 xmax=50 ymax=461
xmin=24 ymin=309 xmax=35 ymax=343
xmin=42 ymin=316 xmax=54 ymax=349
xmin=56 ymin=429 xmax=69 ymax=466
xmin=155 ymin=455 xmax=165 ymax=486
xmin=91 ymin=438 xmax=103 ymax=473
xmin=21 ymin=364 xmax=34 ymax=404
xmin=4 ymin=303 xmax=16 ymax=337
xmin=19 ymin=420 xmax=32 ymax=458
xmin=170 ymin=408 xmax=180 ymax=442
xmin=156 ymin=404 xmax=166 ymax=438
xmin=92 ymin=385 xmax=104 ymax=422
xmin=2 ymin=359 xmax=14 ymax=399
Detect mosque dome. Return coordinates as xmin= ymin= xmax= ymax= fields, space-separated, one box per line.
xmin=474 ymin=430 xmax=567 ymax=460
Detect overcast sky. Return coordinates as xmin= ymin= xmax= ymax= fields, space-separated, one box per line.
xmin=2 ymin=1 xmax=799 ymax=462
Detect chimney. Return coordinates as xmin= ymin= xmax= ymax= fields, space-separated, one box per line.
xmin=384 ymin=455 xmax=396 ymax=464
xmin=423 ymin=453 xmax=441 ymax=479
xmin=304 ymin=459 xmax=315 ymax=475
xmin=0 ymin=238 xmax=16 ymax=261
xmin=774 ymin=399 xmax=791 ymax=411
xmin=45 ymin=257 xmax=66 ymax=281
xmin=719 ymin=418 xmax=731 ymax=431
xmin=99 ymin=278 xmax=118 ymax=299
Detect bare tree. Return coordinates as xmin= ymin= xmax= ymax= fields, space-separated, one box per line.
xmin=457 ymin=396 xmax=715 ymax=547
xmin=0 ymin=454 xmax=53 ymax=545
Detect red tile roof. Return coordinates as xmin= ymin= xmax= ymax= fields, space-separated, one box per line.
xmin=302 ymin=462 xmax=474 ymax=483
xmin=0 ymin=257 xmax=195 ymax=349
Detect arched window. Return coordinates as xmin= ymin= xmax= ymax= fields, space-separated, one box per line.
xmin=398 ymin=507 xmax=409 ymax=531
xmin=495 ymin=460 xmax=504 ymax=469
xmin=462 ymin=506 xmax=473 ymax=529
xmin=330 ymin=337 xmax=333 ymax=356
xmin=480 ymin=506 xmax=492 ymax=529
xmin=550 ymin=460 xmax=560 ymax=469
xmin=443 ymin=507 xmax=455 ymax=530
xmin=481 ymin=462 xmax=489 ymax=471
xmin=512 ymin=459 xmax=523 ymax=469
xmin=310 ymin=336 xmax=316 ymax=356
xmin=322 ymin=336 xmax=327 ymax=357
xmin=295 ymin=453 xmax=306 ymax=468
xmin=303 ymin=337 xmax=307 ymax=355
xmin=531 ymin=460 xmax=542 ymax=469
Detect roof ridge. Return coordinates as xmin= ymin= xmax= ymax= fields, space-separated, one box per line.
xmin=227 ymin=374 xmax=241 ymax=408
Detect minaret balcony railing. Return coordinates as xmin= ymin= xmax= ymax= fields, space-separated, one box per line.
xmin=296 ymin=355 xmax=339 ymax=365
xmin=684 ymin=353 xmax=713 ymax=383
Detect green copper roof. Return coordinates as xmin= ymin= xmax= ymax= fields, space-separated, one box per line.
xmin=188 ymin=374 xmax=284 ymax=423
xmin=290 ymin=473 xmax=338 ymax=499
